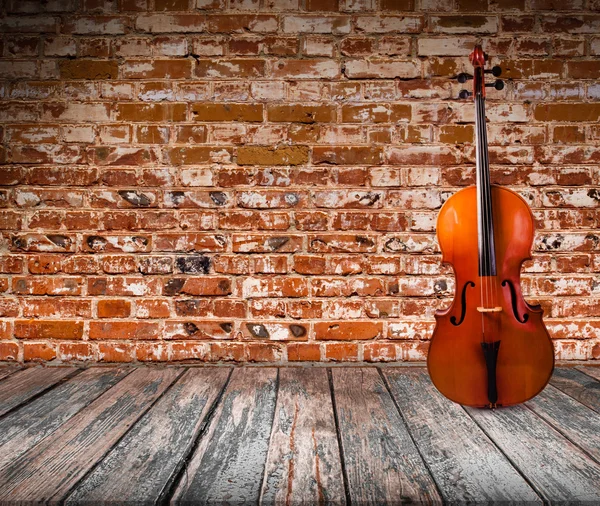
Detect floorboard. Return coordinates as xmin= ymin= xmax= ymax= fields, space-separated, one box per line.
xmin=0 ymin=365 xmax=599 ymax=504
xmin=0 ymin=367 xmax=129 ymax=470
xmin=332 ymin=368 xmax=442 ymax=505
xmin=66 ymin=367 xmax=230 ymax=504
xmin=260 ymin=367 xmax=345 ymax=505
xmin=171 ymin=367 xmax=278 ymax=505
xmin=550 ymin=367 xmax=600 ymax=414
xmin=577 ymin=365 xmax=600 ymax=382
xmin=0 ymin=367 xmax=20 ymax=382
xmin=384 ymin=368 xmax=541 ymax=504
xmin=466 ymin=402 xmax=600 ymax=503
xmin=0 ymin=367 xmax=75 ymax=417
xmin=527 ymin=383 xmax=600 ymax=464
xmin=0 ymin=367 xmax=181 ymax=502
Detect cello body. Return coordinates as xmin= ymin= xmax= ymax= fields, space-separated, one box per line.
xmin=427 ymin=186 xmax=555 ymax=407
xmin=427 ymin=45 xmax=554 ymax=408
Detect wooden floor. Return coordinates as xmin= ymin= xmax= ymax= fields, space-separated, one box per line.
xmin=0 ymin=366 xmax=600 ymax=504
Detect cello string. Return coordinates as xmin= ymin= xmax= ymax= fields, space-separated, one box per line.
xmin=481 ymin=94 xmax=491 ymax=342
xmin=480 ymin=89 xmax=497 ymax=322
xmin=475 ymin=90 xmax=487 ymax=343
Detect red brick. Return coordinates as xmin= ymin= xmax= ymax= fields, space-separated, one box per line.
xmin=191 ymin=103 xmax=263 ymax=122
xmin=324 ymin=343 xmax=358 ymax=361
xmin=136 ymin=342 xmax=169 ymax=361
xmin=0 ymin=342 xmax=19 ymax=361
xmin=364 ymin=342 xmax=397 ymax=362
xmin=23 ymin=343 xmax=56 ymax=362
xmin=247 ymin=343 xmax=282 ymax=362
xmin=196 ymin=59 xmax=265 ymax=78
xmin=312 ymin=146 xmax=383 ymax=165
xmin=89 ymin=321 xmax=160 ymax=340
xmin=314 ymin=321 xmax=383 ymax=340
xmin=98 ymin=343 xmax=134 ymax=362
xmin=115 ymin=103 xmax=187 ymax=122
xmin=58 ymin=343 xmax=94 ymax=361
xmin=287 ymin=343 xmax=321 ymax=361
xmin=170 ymin=342 xmax=210 ymax=361
xmin=14 ymin=320 xmax=84 ymax=339
xmin=59 ymin=60 xmax=118 ymax=79
xmin=98 ymin=299 xmax=131 ymax=318
xmin=210 ymin=342 xmax=246 ymax=362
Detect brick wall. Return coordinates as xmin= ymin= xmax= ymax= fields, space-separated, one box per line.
xmin=1 ymin=0 xmax=599 ymax=364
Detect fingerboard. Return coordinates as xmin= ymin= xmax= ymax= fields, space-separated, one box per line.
xmin=474 ymin=91 xmax=496 ymax=277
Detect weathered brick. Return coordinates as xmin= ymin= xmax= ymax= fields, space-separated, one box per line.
xmin=192 ymin=103 xmax=263 ymax=122
xmin=315 ymin=321 xmax=382 ymax=340
xmin=238 ymin=146 xmax=309 ymax=165
xmin=122 ymin=59 xmax=192 ymax=79
xmin=15 ymin=320 xmax=84 ymax=339
xmin=196 ymin=59 xmax=265 ymax=78
xmin=344 ymin=59 xmax=420 ymax=79
xmin=267 ymin=104 xmax=335 ymax=123
xmin=59 ymin=60 xmax=118 ymax=80
xmin=115 ymin=103 xmax=187 ymax=122
xmin=89 ymin=321 xmax=160 ymax=340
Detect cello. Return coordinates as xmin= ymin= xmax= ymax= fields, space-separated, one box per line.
xmin=427 ymin=45 xmax=555 ymax=408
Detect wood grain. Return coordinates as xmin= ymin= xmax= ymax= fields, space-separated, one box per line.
xmin=0 ymin=367 xmax=181 ymax=502
xmin=550 ymin=367 xmax=600 ymax=414
xmin=0 ymin=367 xmax=74 ymax=417
xmin=65 ymin=368 xmax=230 ymax=504
xmin=0 ymin=367 xmax=129 ymax=470
xmin=527 ymin=383 xmax=600 ymax=463
xmin=260 ymin=367 xmax=345 ymax=505
xmin=384 ymin=368 xmax=541 ymax=504
xmin=0 ymin=367 xmax=19 ymax=382
xmin=578 ymin=366 xmax=600 ymax=382
xmin=332 ymin=367 xmax=441 ymax=505
xmin=466 ymin=403 xmax=600 ymax=503
xmin=171 ymin=367 xmax=278 ymax=505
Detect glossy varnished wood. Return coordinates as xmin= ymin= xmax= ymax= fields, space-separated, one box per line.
xmin=0 ymin=365 xmax=599 ymax=504
xmin=429 ymin=186 xmax=555 ymax=407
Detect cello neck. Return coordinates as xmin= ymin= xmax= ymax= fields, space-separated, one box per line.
xmin=473 ymin=59 xmax=497 ymax=277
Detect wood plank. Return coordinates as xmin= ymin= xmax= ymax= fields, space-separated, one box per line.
xmin=0 ymin=367 xmax=130 ymax=470
xmin=0 ymin=367 xmax=20 ymax=382
xmin=0 ymin=367 xmax=181 ymax=502
xmin=527 ymin=383 xmax=600 ymax=464
xmin=550 ymin=367 xmax=600 ymax=414
xmin=171 ymin=367 xmax=278 ymax=504
xmin=0 ymin=367 xmax=75 ymax=417
xmin=466 ymin=403 xmax=600 ymax=503
xmin=384 ymin=368 xmax=541 ymax=504
xmin=331 ymin=367 xmax=441 ymax=505
xmin=65 ymin=368 xmax=231 ymax=504
xmin=577 ymin=365 xmax=600 ymax=382
xmin=260 ymin=367 xmax=345 ymax=505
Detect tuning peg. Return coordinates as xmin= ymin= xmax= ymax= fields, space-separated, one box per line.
xmin=457 ymin=73 xmax=472 ymax=83
xmin=458 ymin=90 xmax=473 ymax=99
xmin=485 ymin=66 xmax=502 ymax=77
xmin=485 ymin=80 xmax=504 ymax=90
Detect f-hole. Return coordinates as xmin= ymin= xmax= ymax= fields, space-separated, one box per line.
xmin=501 ymin=279 xmax=529 ymax=324
xmin=450 ymin=281 xmax=475 ymax=326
